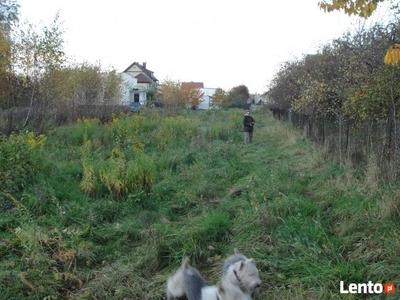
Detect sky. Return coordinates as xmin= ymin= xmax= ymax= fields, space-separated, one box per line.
xmin=16 ymin=0 xmax=392 ymax=94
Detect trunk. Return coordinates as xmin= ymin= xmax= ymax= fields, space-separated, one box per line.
xmin=339 ymin=117 xmax=343 ymax=166
xmin=346 ymin=121 xmax=351 ymax=161
xmin=23 ymin=89 xmax=35 ymax=128
xmin=345 ymin=120 xmax=350 ymax=159
xmin=384 ymin=112 xmax=393 ymax=162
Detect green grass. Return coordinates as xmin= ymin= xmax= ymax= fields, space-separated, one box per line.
xmin=1 ymin=108 xmax=400 ymax=299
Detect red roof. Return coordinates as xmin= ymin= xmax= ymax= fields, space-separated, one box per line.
xmin=135 ymin=73 xmax=152 ymax=84
xmin=123 ymin=62 xmax=158 ymax=82
xmin=182 ymin=82 xmax=204 ymax=89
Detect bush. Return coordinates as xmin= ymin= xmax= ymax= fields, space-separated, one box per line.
xmin=0 ymin=132 xmax=46 ymax=194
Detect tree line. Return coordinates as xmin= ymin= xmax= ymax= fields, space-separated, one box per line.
xmin=268 ymin=2 xmax=400 ymax=179
xmin=0 ymin=1 xmax=255 ymax=134
xmin=158 ymin=80 xmax=251 ymax=113
xmin=0 ymin=1 xmax=129 ymax=134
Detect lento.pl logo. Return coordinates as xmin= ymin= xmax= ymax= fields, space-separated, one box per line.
xmin=340 ymin=281 xmax=396 ymax=295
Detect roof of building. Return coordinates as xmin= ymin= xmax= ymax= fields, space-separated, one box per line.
xmin=181 ymin=82 xmax=204 ymax=89
xmin=135 ymin=73 xmax=152 ymax=84
xmin=123 ymin=62 xmax=158 ymax=82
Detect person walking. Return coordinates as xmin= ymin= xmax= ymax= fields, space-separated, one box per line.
xmin=243 ymin=109 xmax=255 ymax=144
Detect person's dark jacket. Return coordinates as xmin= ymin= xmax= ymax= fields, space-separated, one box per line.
xmin=243 ymin=115 xmax=255 ymax=132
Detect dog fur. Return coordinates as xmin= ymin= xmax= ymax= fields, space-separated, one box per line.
xmin=222 ymin=249 xmax=261 ymax=299
xmin=166 ymin=256 xmax=252 ymax=300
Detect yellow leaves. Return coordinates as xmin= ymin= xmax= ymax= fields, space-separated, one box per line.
xmin=131 ymin=142 xmax=145 ymax=154
xmin=161 ymin=79 xmax=204 ymax=108
xmin=110 ymin=112 xmax=127 ymax=125
xmin=182 ymin=83 xmax=204 ymax=107
xmin=156 ymin=116 xmax=194 ymax=151
xmin=384 ymin=44 xmax=400 ymax=66
xmin=98 ymin=154 xmax=127 ymax=196
xmin=212 ymin=88 xmax=229 ymax=109
xmin=27 ymin=132 xmax=47 ymax=148
xmin=80 ymin=161 xmax=96 ymax=194
xmin=318 ymin=0 xmax=382 ymax=18
xmin=77 ymin=117 xmax=100 ymax=126
xmin=160 ymin=79 xmax=186 ymax=108
xmin=111 ymin=147 xmax=125 ymax=158
xmin=228 ymin=114 xmax=243 ymax=130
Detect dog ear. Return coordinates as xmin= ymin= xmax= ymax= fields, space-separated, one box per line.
xmin=246 ymin=258 xmax=256 ymax=265
xmin=182 ymin=256 xmax=190 ymax=268
xmin=238 ymin=260 xmax=244 ymax=270
xmin=234 ymin=248 xmax=240 ymax=255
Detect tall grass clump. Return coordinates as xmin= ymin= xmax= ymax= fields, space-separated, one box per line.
xmin=156 ymin=115 xmax=198 ymax=150
xmin=202 ymin=111 xmax=242 ymax=142
xmin=80 ymin=141 xmax=155 ymax=198
xmin=70 ymin=117 xmax=101 ymax=145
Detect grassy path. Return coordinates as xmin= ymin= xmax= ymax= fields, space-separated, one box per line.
xmin=230 ymin=113 xmax=400 ymax=299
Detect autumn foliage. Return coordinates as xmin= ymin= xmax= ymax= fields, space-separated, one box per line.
xmin=320 ymin=0 xmax=400 ymax=66
xmin=212 ymin=88 xmax=230 ymax=109
xmin=384 ymin=43 xmax=400 ymax=65
xmin=318 ymin=0 xmax=383 ymax=18
xmin=181 ymin=82 xmax=204 ymax=108
xmin=0 ymin=8 xmax=125 ymax=134
xmin=268 ymin=22 xmax=400 ymax=178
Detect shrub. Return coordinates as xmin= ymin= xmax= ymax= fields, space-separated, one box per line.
xmin=0 ymin=132 xmax=46 ymax=194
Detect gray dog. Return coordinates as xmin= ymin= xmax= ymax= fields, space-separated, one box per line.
xmin=222 ymin=249 xmax=261 ymax=299
xmin=166 ymin=256 xmax=252 ymax=300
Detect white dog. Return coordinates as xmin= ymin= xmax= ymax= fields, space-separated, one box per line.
xmin=222 ymin=249 xmax=261 ymax=299
xmin=166 ymin=256 xmax=252 ymax=300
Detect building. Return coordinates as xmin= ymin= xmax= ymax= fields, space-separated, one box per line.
xmin=181 ymin=82 xmax=217 ymax=109
xmin=198 ymin=87 xmax=217 ymax=109
xmin=121 ymin=62 xmax=159 ymax=106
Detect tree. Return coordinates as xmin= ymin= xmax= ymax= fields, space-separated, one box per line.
xmin=228 ymin=85 xmax=250 ymax=108
xmin=269 ymin=22 xmax=400 ymax=170
xmin=318 ymin=0 xmax=400 ymax=66
xmin=268 ymin=60 xmax=303 ymax=111
xmin=13 ymin=14 xmax=66 ymax=127
xmin=52 ymin=62 xmax=123 ymax=106
xmin=159 ymin=79 xmax=186 ymax=112
xmin=181 ymin=82 xmax=204 ymax=109
xmin=318 ymin=0 xmax=384 ymax=18
xmin=0 ymin=0 xmax=19 ymax=30
xmin=0 ymin=0 xmax=19 ymax=109
xmin=102 ymin=69 xmax=124 ymax=105
xmin=212 ymin=88 xmax=229 ymax=109
xmin=0 ymin=29 xmax=12 ymax=108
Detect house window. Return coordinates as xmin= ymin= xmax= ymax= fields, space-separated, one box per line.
xmin=134 ymin=93 xmax=140 ymax=102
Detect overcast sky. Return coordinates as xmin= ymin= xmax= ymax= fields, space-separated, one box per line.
xmin=16 ymin=0 xmax=390 ymax=94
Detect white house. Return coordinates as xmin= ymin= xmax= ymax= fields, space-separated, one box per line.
xmin=120 ymin=62 xmax=159 ymax=107
xmin=181 ymin=82 xmax=218 ymax=110
xmin=198 ymin=87 xmax=217 ymax=110
xmin=120 ymin=73 xmax=137 ymax=105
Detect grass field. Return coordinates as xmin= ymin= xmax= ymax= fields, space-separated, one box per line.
xmin=1 ymin=108 xmax=400 ymax=299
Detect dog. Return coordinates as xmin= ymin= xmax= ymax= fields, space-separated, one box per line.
xmin=222 ymin=249 xmax=261 ymax=299
xmin=166 ymin=256 xmax=252 ymax=300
